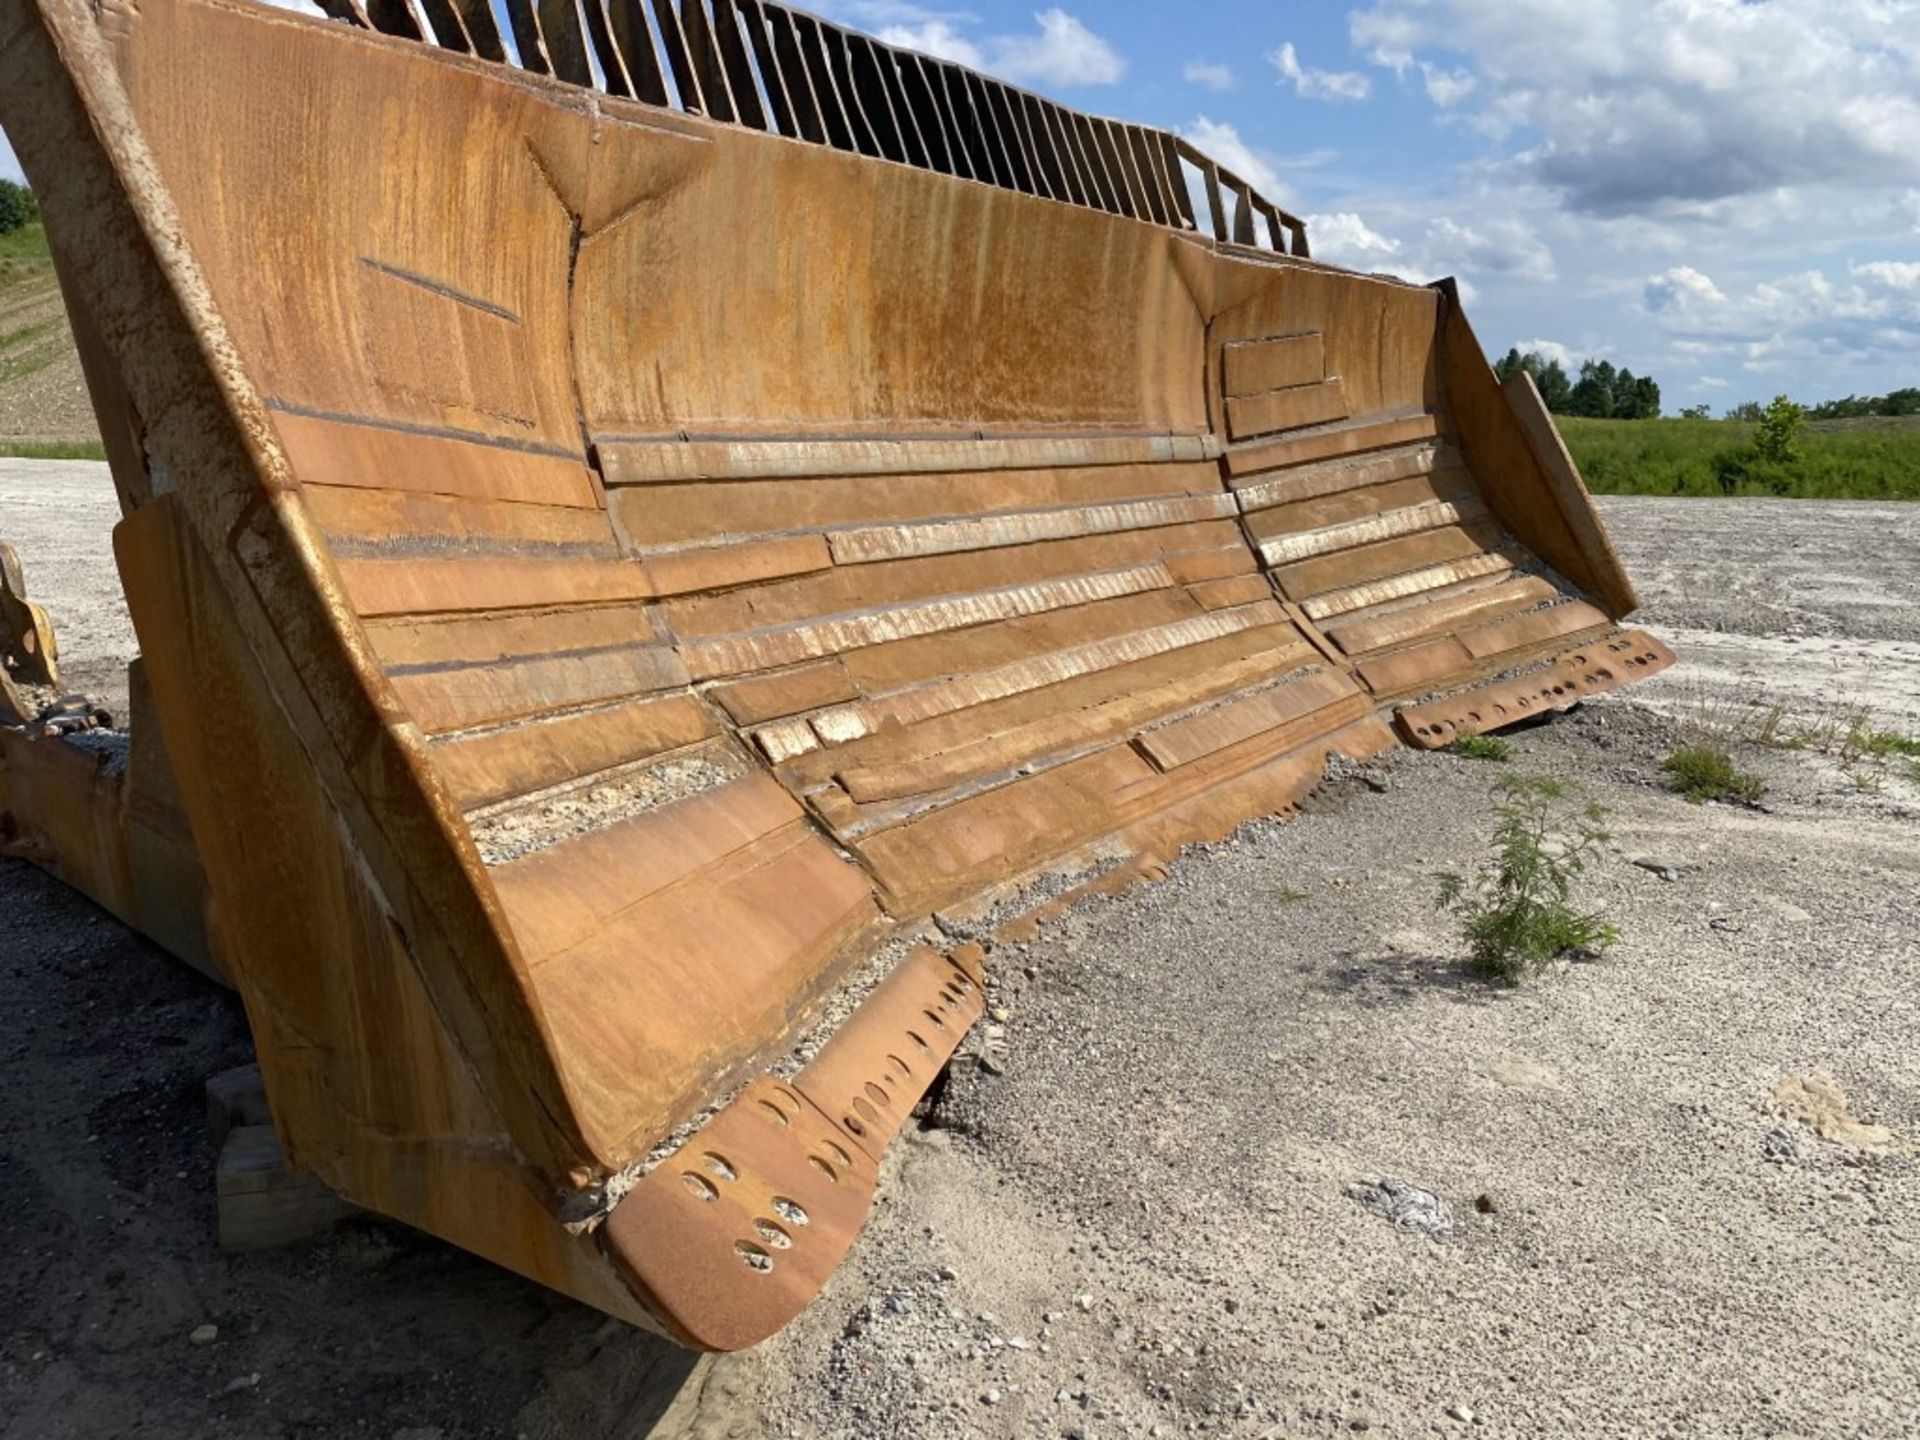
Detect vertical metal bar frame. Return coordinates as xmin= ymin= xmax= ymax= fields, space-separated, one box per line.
xmin=733 ymin=1 xmax=796 ymax=136
xmin=366 ymin=0 xmax=426 ymax=40
xmin=1230 ymin=177 xmax=1256 ymax=245
xmin=895 ymin=52 xmax=954 ymax=175
xmin=417 ymin=0 xmax=475 ymax=52
xmin=496 ymin=0 xmax=554 ymax=73
xmin=1072 ymin=112 xmax=1120 ymax=213
xmin=534 ymin=0 xmax=593 ymax=84
xmin=1123 ymin=126 xmax=1170 ymax=225
xmin=765 ymin=5 xmax=828 ymax=144
xmin=961 ymin=71 xmax=1015 ymax=189
xmin=846 ymin=35 xmax=906 ymax=162
xmin=935 ymin=66 xmax=984 ymax=182
xmin=872 ymin=45 xmax=930 ymax=168
xmin=1036 ymin=102 xmax=1085 ymax=207
xmin=818 ymin=23 xmax=880 ymax=155
xmin=1154 ymin=133 xmax=1195 ymax=230
xmin=649 ymin=0 xmax=708 ymax=113
xmin=608 ymin=0 xmax=671 ymax=105
xmin=453 ymin=0 xmax=506 ymax=59
xmin=678 ymin=1 xmax=738 ymax=122
xmin=982 ymin=82 xmax=1037 ymax=194
xmin=711 ymin=1 xmax=770 ymax=129
xmin=289 ymin=0 xmax=1310 ymax=257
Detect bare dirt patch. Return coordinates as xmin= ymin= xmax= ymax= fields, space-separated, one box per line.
xmin=0 ymin=268 xmax=98 ymax=444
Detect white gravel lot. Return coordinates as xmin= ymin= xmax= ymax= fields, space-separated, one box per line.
xmin=1 ymin=467 xmax=1915 ymax=1440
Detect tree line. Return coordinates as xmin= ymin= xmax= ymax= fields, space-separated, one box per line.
xmin=0 ymin=178 xmax=38 ymax=235
xmin=1800 ymin=389 xmax=1919 ymax=421
xmin=1494 ymin=348 xmax=1662 ymax=420
xmin=1499 ymin=344 xmax=1915 ymax=425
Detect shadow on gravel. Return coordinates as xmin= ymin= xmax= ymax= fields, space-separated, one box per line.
xmin=1315 ymin=949 xmax=1509 ymax=1009
xmin=0 ymin=858 xmax=705 ymax=1440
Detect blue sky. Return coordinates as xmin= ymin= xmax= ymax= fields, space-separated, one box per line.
xmin=7 ymin=0 xmax=1917 ymax=412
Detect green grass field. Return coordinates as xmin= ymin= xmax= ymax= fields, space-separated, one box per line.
xmin=1559 ymin=415 xmax=1920 ymax=501
xmin=0 ymin=220 xmax=56 ymax=296
xmin=0 ymin=439 xmax=108 ymax=460
xmin=0 ymin=221 xmax=75 ymax=396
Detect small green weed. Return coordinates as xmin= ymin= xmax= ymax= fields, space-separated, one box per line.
xmin=1449 ymin=733 xmax=1512 ymax=762
xmin=1660 ymin=745 xmax=1766 ymax=806
xmin=1844 ymin=765 xmax=1885 ymax=794
xmin=1851 ymin=727 xmax=1920 ymax=760
xmin=1435 ymin=775 xmax=1618 ymax=984
xmin=1271 ymin=884 xmax=1310 ymax=905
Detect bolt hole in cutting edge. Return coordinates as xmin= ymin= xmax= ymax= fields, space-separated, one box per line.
xmin=754 ymin=1217 xmax=794 ymax=1248
xmin=703 ymin=1152 xmax=738 ymax=1181
xmin=807 ymin=1155 xmax=839 ymax=1183
xmin=734 ymin=1240 xmax=774 ymax=1273
xmin=682 ymin=1171 xmax=719 ymax=1201
xmin=758 ymin=1099 xmax=791 ymax=1126
xmin=771 ymin=1196 xmax=810 ymax=1225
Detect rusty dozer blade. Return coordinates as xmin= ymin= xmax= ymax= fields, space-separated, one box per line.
xmin=0 ymin=0 xmax=1673 ymax=1348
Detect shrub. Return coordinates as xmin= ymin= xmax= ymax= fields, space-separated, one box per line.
xmin=1713 ymin=395 xmax=1808 ymax=493
xmin=1753 ymin=395 xmax=1807 ymax=463
xmin=1660 ymin=746 xmax=1766 ymax=806
xmin=1435 ymin=775 xmax=1618 ymax=983
xmin=1449 ymin=733 xmax=1512 ymax=762
xmin=0 ymin=179 xmax=35 ymax=236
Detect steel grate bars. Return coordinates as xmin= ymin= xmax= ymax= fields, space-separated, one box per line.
xmin=322 ymin=0 xmax=1310 ymax=255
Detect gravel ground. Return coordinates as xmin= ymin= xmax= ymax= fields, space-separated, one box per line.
xmin=1 ymin=469 xmax=1916 ymax=1439
xmin=1598 ymin=494 xmax=1920 ymax=729
xmin=0 ymin=459 xmax=133 ymax=719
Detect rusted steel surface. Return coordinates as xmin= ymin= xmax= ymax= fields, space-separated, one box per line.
xmin=0 ymin=540 xmax=61 ymax=702
xmin=1395 ymin=631 xmax=1678 ymax=748
xmin=0 ymin=0 xmax=1671 ymax=1349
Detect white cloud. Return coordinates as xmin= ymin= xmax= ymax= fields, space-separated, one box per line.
xmin=1270 ymin=42 xmax=1371 ymax=103
xmin=1418 ymin=62 xmax=1476 ymax=107
xmin=1183 ymin=61 xmax=1236 ymax=92
xmin=1903 ymin=191 xmax=1920 ymax=232
xmin=1643 ymin=266 xmax=1734 ymax=325
xmin=840 ymin=5 xmax=1126 ymax=87
xmin=1348 ymin=0 xmax=1920 ymax=216
xmin=1307 ymin=212 xmax=1401 ymax=266
xmin=1512 ymin=338 xmax=1579 ymax=370
xmin=1856 ymin=260 xmax=1920 ymax=294
xmin=876 ymin=20 xmax=984 ymax=68
xmin=1424 ymin=215 xmax=1556 ymax=284
xmin=1180 ymin=117 xmax=1288 ymax=203
xmin=1642 ymin=260 xmax=1920 ymax=364
xmin=990 ymin=9 xmax=1126 ymax=87
xmin=1351 ymin=9 xmax=1422 ymax=72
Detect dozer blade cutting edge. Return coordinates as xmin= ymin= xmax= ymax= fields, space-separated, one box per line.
xmin=0 ymin=0 xmax=1673 ymax=1348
